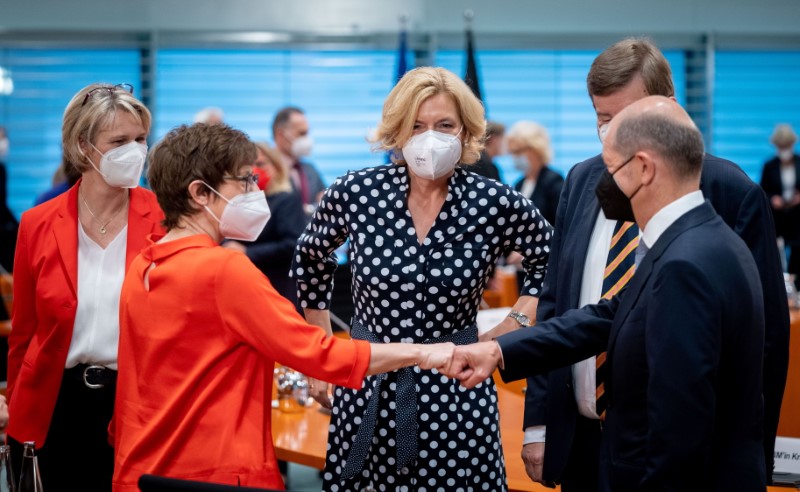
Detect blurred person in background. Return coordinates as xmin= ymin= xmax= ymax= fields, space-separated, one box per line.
xmin=8 ymin=83 xmax=164 ymax=491
xmin=471 ymin=120 xmax=505 ymax=181
xmin=193 ymin=106 xmax=224 ymax=125
xmin=0 ymin=125 xmax=18 ymax=272
xmin=507 ymin=120 xmax=563 ymax=226
xmin=292 ymin=66 xmax=553 ymax=491
xmin=112 ymin=122 xmax=454 ymax=491
xmin=272 ymin=106 xmax=326 ymax=216
xmin=223 ymin=141 xmax=306 ymax=306
xmin=761 ymin=124 xmax=800 ymax=282
xmin=34 ymin=157 xmax=82 ymax=206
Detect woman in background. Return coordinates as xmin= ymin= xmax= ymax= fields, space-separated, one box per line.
xmin=507 ymin=120 xmax=563 ymax=226
xmin=9 ymin=83 xmax=163 ymax=491
xmin=223 ymin=142 xmax=305 ymax=305
xmin=293 ymin=67 xmax=553 ymax=491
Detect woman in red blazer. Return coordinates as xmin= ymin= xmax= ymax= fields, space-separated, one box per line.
xmin=8 ymin=83 xmax=164 ymax=492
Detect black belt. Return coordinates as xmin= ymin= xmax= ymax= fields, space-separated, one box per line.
xmin=65 ymin=364 xmax=117 ymax=389
xmin=340 ymin=320 xmax=478 ymax=480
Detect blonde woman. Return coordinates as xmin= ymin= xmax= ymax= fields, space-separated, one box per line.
xmin=9 ymin=83 xmax=164 ymax=491
xmin=506 ymin=120 xmax=563 ymax=225
xmin=292 ymin=67 xmax=553 ymax=491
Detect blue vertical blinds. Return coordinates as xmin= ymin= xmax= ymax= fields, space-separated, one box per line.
xmin=0 ymin=48 xmax=141 ymax=217
xmin=712 ymin=51 xmax=800 ymax=181
xmin=435 ymin=49 xmax=686 ymax=185
xmin=155 ymin=49 xmax=399 ymax=187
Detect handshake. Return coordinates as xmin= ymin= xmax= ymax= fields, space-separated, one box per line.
xmin=417 ymin=341 xmax=504 ymax=388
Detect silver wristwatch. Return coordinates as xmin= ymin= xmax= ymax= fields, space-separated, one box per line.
xmin=507 ymin=310 xmax=531 ymax=327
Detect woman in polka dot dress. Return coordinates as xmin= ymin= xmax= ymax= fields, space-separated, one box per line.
xmin=292 ymin=67 xmax=553 ymax=492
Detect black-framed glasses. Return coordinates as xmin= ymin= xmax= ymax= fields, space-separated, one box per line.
xmin=81 ymin=83 xmax=134 ymax=107
xmin=223 ymin=172 xmax=259 ymax=192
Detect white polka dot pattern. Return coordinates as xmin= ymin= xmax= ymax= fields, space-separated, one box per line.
xmin=291 ymin=166 xmax=552 ymax=490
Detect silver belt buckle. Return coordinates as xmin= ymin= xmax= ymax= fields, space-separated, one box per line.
xmin=83 ymin=365 xmax=106 ymax=389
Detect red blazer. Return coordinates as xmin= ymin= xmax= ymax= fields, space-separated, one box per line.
xmin=8 ymin=182 xmax=164 ymax=447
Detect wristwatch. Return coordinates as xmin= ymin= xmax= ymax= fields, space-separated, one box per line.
xmin=507 ymin=310 xmax=531 ymax=327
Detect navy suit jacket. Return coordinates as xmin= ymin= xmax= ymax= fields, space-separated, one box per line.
xmin=525 ymin=153 xmax=789 ymax=484
xmin=513 ymin=166 xmax=564 ymax=226
xmin=505 ymin=202 xmax=766 ymax=492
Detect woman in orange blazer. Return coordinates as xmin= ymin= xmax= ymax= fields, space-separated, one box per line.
xmin=8 ymin=83 xmax=164 ymax=492
xmin=111 ymin=123 xmax=454 ymax=492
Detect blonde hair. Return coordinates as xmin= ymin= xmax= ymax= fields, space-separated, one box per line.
xmin=506 ymin=121 xmax=553 ymax=164
xmin=374 ymin=67 xmax=485 ymax=165
xmin=771 ymin=124 xmax=797 ymax=148
xmin=62 ymin=83 xmax=152 ymax=174
xmin=253 ymin=141 xmax=291 ymax=195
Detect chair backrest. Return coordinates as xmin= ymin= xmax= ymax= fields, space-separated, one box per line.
xmin=138 ymin=475 xmax=281 ymax=492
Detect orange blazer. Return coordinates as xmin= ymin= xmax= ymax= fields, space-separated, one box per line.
xmin=8 ymin=182 xmax=164 ymax=447
xmin=112 ymin=234 xmax=370 ymax=491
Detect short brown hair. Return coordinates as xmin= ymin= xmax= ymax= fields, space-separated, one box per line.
xmin=587 ymin=38 xmax=675 ymax=98
xmin=147 ymin=123 xmax=256 ymax=230
xmin=374 ymin=67 xmax=486 ymax=165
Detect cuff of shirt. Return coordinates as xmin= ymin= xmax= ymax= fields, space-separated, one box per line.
xmin=495 ymin=340 xmax=505 ymax=370
xmin=523 ymin=426 xmax=547 ymax=444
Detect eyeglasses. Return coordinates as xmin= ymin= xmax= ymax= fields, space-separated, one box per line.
xmin=81 ymin=83 xmax=134 ymax=107
xmin=223 ymin=172 xmax=259 ymax=192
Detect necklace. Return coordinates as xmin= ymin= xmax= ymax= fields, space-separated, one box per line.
xmin=79 ymin=192 xmax=127 ymax=234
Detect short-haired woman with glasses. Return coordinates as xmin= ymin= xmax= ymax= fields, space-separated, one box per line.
xmin=110 ymin=123 xmax=453 ymax=491
xmin=8 ymin=83 xmax=164 ymax=491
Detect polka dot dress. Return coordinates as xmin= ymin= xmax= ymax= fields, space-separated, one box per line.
xmin=292 ymin=165 xmax=552 ymax=491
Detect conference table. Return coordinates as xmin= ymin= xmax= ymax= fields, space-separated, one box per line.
xmin=272 ymin=308 xmax=800 ymax=491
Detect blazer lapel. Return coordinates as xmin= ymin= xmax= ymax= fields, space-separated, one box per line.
xmin=125 ymin=188 xmax=158 ymax=269
xmin=606 ymin=201 xmax=718 ymax=359
xmin=52 ymin=184 xmax=80 ymax=298
xmin=565 ymin=160 xmax=605 ymax=308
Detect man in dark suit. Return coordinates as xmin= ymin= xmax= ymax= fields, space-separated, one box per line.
xmin=272 ymin=106 xmax=327 ymax=217
xmin=760 ymin=124 xmax=800 ymax=281
xmin=470 ymin=121 xmax=505 ymax=182
xmin=511 ymin=38 xmax=788 ymax=491
xmin=443 ymin=96 xmax=767 ymax=491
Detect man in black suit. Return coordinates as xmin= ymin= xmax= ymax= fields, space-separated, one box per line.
xmin=760 ymin=124 xmax=800 ymax=281
xmin=443 ymin=96 xmax=767 ymax=491
xmin=513 ymin=38 xmax=788 ymax=490
xmin=272 ymin=106 xmax=327 ymax=217
xmin=470 ymin=121 xmax=505 ymax=182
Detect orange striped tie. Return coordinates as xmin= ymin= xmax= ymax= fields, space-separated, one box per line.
xmin=596 ymin=220 xmax=639 ymax=420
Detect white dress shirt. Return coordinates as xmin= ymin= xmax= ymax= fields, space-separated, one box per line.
xmin=65 ymin=224 xmax=127 ymax=370
xmin=520 ymin=178 xmax=537 ymax=200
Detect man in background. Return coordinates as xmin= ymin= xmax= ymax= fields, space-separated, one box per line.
xmin=521 ymin=37 xmax=788 ymax=490
xmin=471 ymin=120 xmax=505 ymax=181
xmin=272 ymin=106 xmax=326 ymax=217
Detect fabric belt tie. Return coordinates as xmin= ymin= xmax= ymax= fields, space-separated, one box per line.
xmin=340 ymin=320 xmax=478 ymax=480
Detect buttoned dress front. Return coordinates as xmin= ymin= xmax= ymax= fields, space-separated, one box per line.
xmin=292 ymin=165 xmax=552 ymax=491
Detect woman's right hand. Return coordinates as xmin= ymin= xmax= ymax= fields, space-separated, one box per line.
xmin=308 ymin=377 xmax=333 ymax=409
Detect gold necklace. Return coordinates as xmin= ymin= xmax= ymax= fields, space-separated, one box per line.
xmin=79 ymin=192 xmax=127 ymax=234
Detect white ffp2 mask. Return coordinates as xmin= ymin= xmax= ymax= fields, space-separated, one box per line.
xmin=402 ymin=129 xmax=463 ymax=180
xmin=203 ymin=186 xmax=272 ymax=241
xmin=89 ymin=141 xmax=147 ymax=188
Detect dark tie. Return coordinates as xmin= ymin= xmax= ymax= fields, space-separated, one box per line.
xmin=596 ymin=220 xmax=639 ymax=420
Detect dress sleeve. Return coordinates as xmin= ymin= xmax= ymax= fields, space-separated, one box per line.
xmin=219 ymin=252 xmax=370 ymax=389
xmin=291 ymin=175 xmax=351 ymax=310
xmin=503 ymin=188 xmax=553 ymax=297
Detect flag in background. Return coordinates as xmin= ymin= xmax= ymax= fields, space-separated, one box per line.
xmin=464 ymin=27 xmax=483 ymax=106
xmin=396 ymin=26 xmax=408 ymax=83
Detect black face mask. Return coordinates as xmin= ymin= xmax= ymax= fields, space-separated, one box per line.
xmin=595 ymin=169 xmax=636 ymax=222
